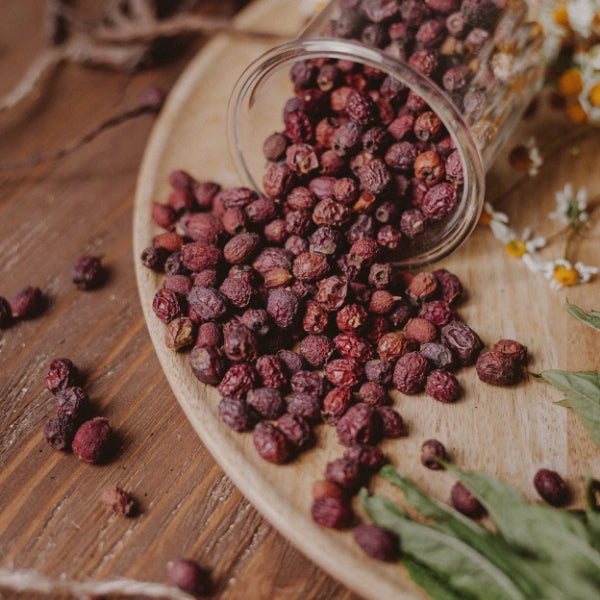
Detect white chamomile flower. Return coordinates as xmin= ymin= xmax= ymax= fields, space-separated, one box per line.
xmin=566 ymin=0 xmax=600 ymax=39
xmin=526 ymin=257 xmax=598 ymax=289
xmin=503 ymin=227 xmax=547 ymax=258
xmin=549 ymin=183 xmax=589 ymax=225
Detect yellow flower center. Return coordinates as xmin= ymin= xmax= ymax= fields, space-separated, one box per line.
xmin=553 ymin=265 xmax=579 ymax=286
xmin=589 ymin=82 xmax=600 ymax=107
xmin=505 ymin=239 xmax=527 ymax=258
xmin=558 ymin=68 xmax=583 ymax=97
xmin=479 ymin=210 xmax=493 ymax=226
xmin=553 ymin=6 xmax=569 ymax=27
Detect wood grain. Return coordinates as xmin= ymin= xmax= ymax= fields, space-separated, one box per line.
xmin=1 ymin=0 xmax=599 ymax=599
xmin=133 ymin=1 xmax=600 ymax=599
xmin=0 ymin=1 xmax=359 ymax=599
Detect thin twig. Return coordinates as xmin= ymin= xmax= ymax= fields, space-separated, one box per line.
xmin=0 ymin=103 xmax=160 ymax=169
xmin=0 ymin=47 xmax=66 ymax=113
xmin=93 ymin=12 xmax=291 ymax=43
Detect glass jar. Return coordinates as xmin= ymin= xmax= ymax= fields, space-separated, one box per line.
xmin=228 ymin=0 xmax=553 ymax=267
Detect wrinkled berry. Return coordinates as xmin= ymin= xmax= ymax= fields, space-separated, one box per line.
xmin=533 ymin=468 xmax=570 ymax=507
xmin=353 ymin=524 xmax=399 ymax=561
xmin=72 ymin=417 xmax=113 ymax=464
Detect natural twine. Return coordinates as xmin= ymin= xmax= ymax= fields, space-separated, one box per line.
xmin=0 ymin=567 xmax=192 ymax=599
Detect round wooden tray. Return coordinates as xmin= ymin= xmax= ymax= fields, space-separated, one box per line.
xmin=133 ymin=1 xmax=600 ymax=598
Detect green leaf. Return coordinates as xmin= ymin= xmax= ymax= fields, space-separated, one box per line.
xmin=566 ymin=301 xmax=600 ymax=331
xmin=535 ymin=370 xmax=600 ymax=449
xmin=402 ymin=557 xmax=466 ymax=600
xmin=360 ymin=489 xmax=527 ymax=600
xmin=379 ymin=466 xmax=543 ymax=598
xmin=446 ymin=464 xmax=600 ymax=598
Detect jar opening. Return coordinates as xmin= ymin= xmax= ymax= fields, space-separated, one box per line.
xmin=228 ymin=37 xmax=485 ymax=268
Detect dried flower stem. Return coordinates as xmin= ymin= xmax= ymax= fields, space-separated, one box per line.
xmin=0 ymin=103 xmax=160 ymax=170
xmin=0 ymin=567 xmax=192 ymax=599
xmin=93 ymin=12 xmax=290 ymax=44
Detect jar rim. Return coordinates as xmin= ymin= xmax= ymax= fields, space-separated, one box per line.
xmin=227 ymin=37 xmax=485 ymax=268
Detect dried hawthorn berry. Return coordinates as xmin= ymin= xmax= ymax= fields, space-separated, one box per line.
xmin=291 ymin=370 xmax=325 ymax=398
xmin=10 ymin=285 xmax=43 ymax=319
xmin=253 ymin=422 xmax=290 ymax=464
xmin=420 ymin=300 xmax=455 ymax=326
xmin=357 ymin=381 xmax=388 ymax=407
xmin=190 ymin=345 xmax=225 ymax=386
xmin=299 ymin=334 xmax=335 ymax=368
xmin=316 ymin=276 xmax=348 ymax=311
xmin=451 ymin=481 xmax=485 ymax=518
xmin=181 ymin=242 xmax=222 ymax=272
xmin=476 ymin=351 xmax=518 ymax=386
xmin=400 ymin=208 xmax=428 ymax=238
xmin=303 ymin=300 xmax=329 ymax=335
xmin=533 ymin=468 xmax=570 ymax=507
xmin=46 ymin=358 xmax=79 ymax=393
xmin=152 ymin=288 xmax=185 ymax=324
xmin=218 ymin=364 xmax=257 ymax=399
xmin=441 ymin=320 xmax=483 ymax=366
xmin=377 ymin=331 xmax=418 ymax=362
xmin=421 ymin=439 xmax=447 ymax=469
xmin=167 ymin=558 xmax=211 ymax=596
xmin=408 ymin=272 xmax=439 ymax=300
xmin=218 ymin=397 xmax=256 ymax=432
xmin=266 ymin=288 xmax=300 ymax=329
xmin=55 ymin=386 xmax=89 ymax=421
xmin=101 ymin=485 xmax=136 ymax=516
xmin=219 ymin=277 xmax=253 ymax=309
xmin=493 ymin=339 xmax=528 ymax=364
xmin=223 ymin=324 xmax=258 ymax=363
xmin=405 ymin=317 xmax=438 ymax=344
xmin=247 ymin=387 xmax=286 ymax=420
xmin=321 ymin=386 xmax=353 ymax=425
xmin=364 ymin=359 xmax=393 ymax=385
xmin=422 ymin=182 xmax=458 ymax=221
xmin=277 ymin=350 xmax=306 ymax=376
xmin=353 ymin=524 xmax=399 ymax=561
xmin=336 ymin=303 xmax=368 ymax=333
xmin=344 ymin=444 xmax=387 ymax=472
xmin=277 ymin=413 xmax=313 ymax=451
xmin=392 ymin=351 xmax=429 ymax=394
xmin=419 ymin=341 xmax=456 ymax=371
xmin=433 ymin=269 xmax=463 ymax=304
xmin=311 ymin=496 xmax=353 ymax=529
xmin=287 ymin=392 xmax=322 ymax=422
xmin=187 ymin=286 xmax=227 ymax=323
xmin=325 ymin=358 xmax=362 ymax=388
xmin=336 ymin=403 xmax=380 ymax=447
xmin=376 ymin=406 xmax=404 ymax=438
xmin=72 ymin=255 xmax=104 ymax=290
xmin=72 ymin=417 xmax=113 ymax=464
xmin=312 ymin=480 xmax=346 ymax=501
xmin=426 ymin=369 xmax=460 ymax=403
xmin=325 ymin=457 xmax=366 ymax=492
xmin=165 ymin=317 xmax=195 ymax=351
xmin=44 ymin=415 xmax=77 ymax=451
xmin=255 ymin=354 xmax=287 ymax=390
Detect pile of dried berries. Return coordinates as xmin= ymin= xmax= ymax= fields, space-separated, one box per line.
xmin=141 ymin=165 xmax=531 ymax=533
xmin=43 ymin=358 xmax=115 ymax=464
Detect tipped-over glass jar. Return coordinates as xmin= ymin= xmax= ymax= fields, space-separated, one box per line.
xmin=228 ymin=0 xmax=554 ymax=268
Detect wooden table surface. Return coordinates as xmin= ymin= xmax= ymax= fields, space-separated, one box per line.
xmin=1 ymin=2 xmax=599 ymax=600
xmin=0 ymin=1 xmax=361 ymax=599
